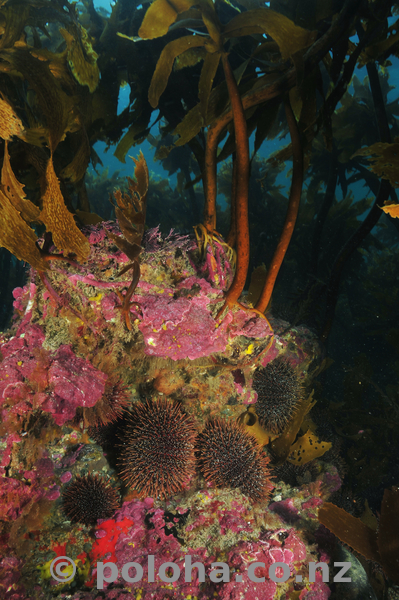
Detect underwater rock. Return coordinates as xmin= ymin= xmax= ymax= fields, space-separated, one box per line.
xmin=60 ymin=486 xmax=332 ymax=600
xmin=0 ymin=225 xmax=329 ymax=599
xmin=0 ymin=326 xmax=107 ymax=426
xmin=333 ymin=545 xmax=378 ymax=600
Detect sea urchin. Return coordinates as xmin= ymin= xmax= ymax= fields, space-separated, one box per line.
xmin=118 ymin=398 xmax=197 ymax=499
xmin=195 ymin=418 xmax=273 ymax=502
xmin=62 ymin=474 xmax=120 ymax=526
xmin=252 ymin=357 xmax=302 ymax=435
xmin=81 ymin=378 xmax=130 ymax=428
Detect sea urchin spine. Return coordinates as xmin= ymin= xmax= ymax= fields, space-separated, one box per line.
xmin=195 ymin=418 xmax=273 ymax=502
xmin=62 ymin=474 xmax=120 ymax=526
xmin=118 ymin=398 xmax=197 ymax=500
xmin=253 ymin=356 xmax=302 ymax=435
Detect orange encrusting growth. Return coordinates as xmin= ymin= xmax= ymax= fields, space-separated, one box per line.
xmin=255 ymin=97 xmax=303 ymax=313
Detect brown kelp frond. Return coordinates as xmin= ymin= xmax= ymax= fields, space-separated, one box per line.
xmin=352 ymin=137 xmax=399 ymax=187
xmin=0 ymin=136 xmax=90 ymax=267
xmin=0 ymin=45 xmax=77 ymax=152
xmin=0 ymin=140 xmax=47 ymax=270
xmin=318 ymin=487 xmax=399 ymax=584
xmin=1 ymin=140 xmax=40 ymax=224
xmin=40 ymin=155 xmax=91 ymax=263
xmin=0 ymin=96 xmax=24 ymax=141
xmin=318 ymin=501 xmax=380 ymax=560
xmin=0 ymin=183 xmax=48 ymax=271
xmin=111 ymin=152 xmax=149 ymax=254
xmin=60 ymin=22 xmax=100 ymax=93
xmin=108 ymin=152 xmax=149 ymax=329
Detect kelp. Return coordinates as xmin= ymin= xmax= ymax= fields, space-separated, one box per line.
xmin=352 ymin=138 xmax=399 ymax=187
xmin=0 ymin=0 xmax=102 ymax=204
xmin=270 ymin=391 xmax=316 ymax=463
xmin=381 ymin=202 xmax=399 ymax=217
xmin=139 ymin=0 xmax=316 ymax=127
xmin=238 ymin=390 xmax=330 ymax=465
xmin=1 ymin=141 xmax=40 ymax=223
xmin=0 ymin=185 xmax=48 ymax=271
xmin=223 ymin=9 xmax=316 ymax=61
xmin=0 ymin=4 xmax=29 ymax=49
xmin=287 ymin=431 xmax=332 ymax=465
xmin=0 ymin=142 xmax=47 ymax=270
xmin=318 ymin=502 xmax=380 ymax=561
xmin=378 ymin=487 xmax=399 ymax=583
xmin=0 ymin=44 xmax=77 ymax=151
xmin=108 ymin=152 xmax=149 ymax=329
xmin=0 ymin=138 xmax=90 ymax=267
xmin=0 ymin=96 xmax=24 ymax=140
xmin=60 ymin=23 xmax=99 ymax=93
xmin=318 ymin=487 xmax=399 ymax=584
xmin=359 ymin=18 xmax=399 ymax=66
xmin=60 ymin=127 xmax=91 ymax=184
xmin=148 ymin=35 xmax=209 ymax=109
xmin=40 ymin=156 xmax=90 ymax=263
xmin=238 ymin=404 xmax=273 ymax=447
xmin=138 ymin=0 xmax=197 ymax=39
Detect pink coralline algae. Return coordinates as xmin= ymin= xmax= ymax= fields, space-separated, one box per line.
xmin=0 ymin=477 xmax=42 ymax=521
xmin=138 ymin=292 xmax=229 ymax=360
xmin=138 ymin=284 xmax=273 ymax=361
xmin=217 ymin=536 xmax=301 ymax=600
xmin=0 ymin=556 xmax=26 ymax=600
xmin=0 ymin=324 xmax=107 ymax=426
xmin=101 ymin=499 xmax=202 ymax=599
xmin=77 ymin=487 xmax=331 ymax=600
xmin=0 ymin=432 xmax=21 ymax=472
xmin=41 ymin=345 xmax=107 ymax=425
xmin=0 ymin=454 xmax=59 ymax=522
xmin=0 ymin=224 xmax=329 ymax=600
xmin=269 ymin=497 xmax=301 ymax=523
xmin=5 ymin=225 xmax=321 ymax=376
xmin=18 ymin=224 xmax=280 ymax=363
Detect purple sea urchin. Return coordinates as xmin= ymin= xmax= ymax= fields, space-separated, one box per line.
xmin=253 ymin=357 xmax=302 ymax=435
xmin=195 ymin=418 xmax=273 ymax=501
xmin=62 ymin=474 xmax=120 ymax=525
xmin=118 ymin=398 xmax=197 ymax=499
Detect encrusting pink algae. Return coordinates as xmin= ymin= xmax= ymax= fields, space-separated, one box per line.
xmin=0 ymin=224 xmax=336 ymax=599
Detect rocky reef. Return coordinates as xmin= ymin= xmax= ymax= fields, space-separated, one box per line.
xmin=0 ymin=224 xmax=339 ymax=600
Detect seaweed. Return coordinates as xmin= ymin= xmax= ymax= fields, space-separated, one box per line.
xmin=318 ymin=487 xmax=399 ymax=584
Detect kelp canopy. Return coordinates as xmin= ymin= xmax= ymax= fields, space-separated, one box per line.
xmin=1 ymin=0 xmax=399 ymax=334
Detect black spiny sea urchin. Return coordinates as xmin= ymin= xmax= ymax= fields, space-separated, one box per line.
xmin=195 ymin=418 xmax=273 ymax=502
xmin=118 ymin=398 xmax=197 ymax=499
xmin=252 ymin=357 xmax=302 ymax=435
xmin=62 ymin=474 xmax=120 ymax=525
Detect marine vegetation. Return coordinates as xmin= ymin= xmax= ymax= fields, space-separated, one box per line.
xmin=1 ymin=0 xmax=399 ymax=598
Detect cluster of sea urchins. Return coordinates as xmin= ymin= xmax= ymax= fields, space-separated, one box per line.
xmin=63 ymin=359 xmax=303 ymax=518
xmin=117 ymin=398 xmax=273 ymax=502
xmin=252 ymin=357 xmax=303 ymax=435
